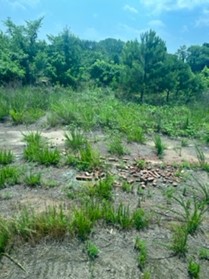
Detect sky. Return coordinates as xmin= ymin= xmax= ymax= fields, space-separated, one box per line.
xmin=1 ymin=0 xmax=209 ymax=53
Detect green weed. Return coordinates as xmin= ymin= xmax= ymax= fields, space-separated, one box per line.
xmin=79 ymin=143 xmax=101 ymax=171
xmin=163 ymin=187 xmax=176 ymax=203
xmin=199 ymin=247 xmax=209 ymax=260
xmin=172 ymin=196 xmax=207 ymax=235
xmin=9 ymin=109 xmax=24 ymax=125
xmin=23 ymin=131 xmax=43 ymax=146
xmin=135 ymin=159 xmax=147 ymax=170
xmin=14 ymin=208 xmax=36 ymax=240
xmin=25 ymin=172 xmax=41 ymax=187
xmin=108 ymin=136 xmax=126 ymax=156
xmin=0 ymin=166 xmax=20 ymax=189
xmin=127 ymin=126 xmax=145 ymax=143
xmin=154 ymin=135 xmax=165 ymax=158
xmin=121 ymin=181 xmax=133 ymax=193
xmin=115 ymin=203 xmax=133 ymax=229
xmin=0 ymin=150 xmax=14 ymax=165
xmin=90 ymin=175 xmax=114 ymax=200
xmin=70 ymin=209 xmax=92 ymax=240
xmin=134 ymin=237 xmax=148 ymax=270
xmin=23 ymin=132 xmax=60 ymax=165
xmin=133 ymin=208 xmax=149 ymax=230
xmin=188 ymin=260 xmax=200 ymax=279
xmin=86 ymin=241 xmax=100 ymax=260
xmin=170 ymin=225 xmax=188 ymax=257
xmin=0 ymin=100 xmax=9 ymax=121
xmin=37 ymin=147 xmax=60 ymax=166
xmin=65 ymin=128 xmax=87 ymax=151
xmin=195 ymin=145 xmax=209 ymax=171
xmin=35 ymin=207 xmax=68 ymax=238
xmin=141 ymin=271 xmax=151 ymax=279
xmin=0 ymin=219 xmax=10 ymax=254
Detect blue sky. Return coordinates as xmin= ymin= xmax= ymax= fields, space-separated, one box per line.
xmin=1 ymin=0 xmax=209 ymax=52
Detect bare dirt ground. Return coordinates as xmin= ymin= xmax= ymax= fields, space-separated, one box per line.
xmin=0 ymin=121 xmax=209 ymax=279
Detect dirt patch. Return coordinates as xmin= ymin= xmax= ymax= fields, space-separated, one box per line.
xmin=1 ymin=123 xmax=209 ymax=279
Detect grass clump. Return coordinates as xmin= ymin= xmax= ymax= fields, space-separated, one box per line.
xmin=114 ymin=203 xmax=133 ymax=229
xmin=37 ymin=147 xmax=60 ymax=166
xmin=23 ymin=131 xmax=43 ymax=162
xmin=108 ymin=136 xmax=126 ymax=156
xmin=86 ymin=241 xmax=100 ymax=260
xmin=172 ymin=196 xmax=207 ymax=235
xmin=67 ymin=143 xmax=101 ymax=171
xmin=121 ymin=181 xmax=133 ymax=193
xmin=23 ymin=132 xmax=60 ymax=166
xmin=0 ymin=166 xmax=20 ymax=189
xmin=135 ymin=159 xmax=147 ymax=170
xmin=133 ymin=208 xmax=149 ymax=230
xmin=70 ymin=209 xmax=93 ymax=240
xmin=199 ymin=247 xmax=209 ymax=260
xmin=14 ymin=208 xmax=36 ymax=240
xmin=134 ymin=237 xmax=148 ymax=270
xmin=9 ymin=109 xmax=24 ymax=125
xmin=126 ymin=126 xmax=145 ymax=143
xmin=195 ymin=144 xmax=209 ymax=171
xmin=170 ymin=225 xmax=188 ymax=257
xmin=25 ymin=172 xmax=41 ymax=187
xmin=0 ymin=218 xmax=10 ymax=254
xmin=188 ymin=260 xmax=200 ymax=279
xmin=35 ymin=207 xmax=68 ymax=239
xmin=89 ymin=175 xmax=114 ymax=200
xmin=79 ymin=143 xmax=101 ymax=170
xmin=65 ymin=128 xmax=87 ymax=151
xmin=154 ymin=135 xmax=165 ymax=158
xmin=0 ymin=150 xmax=14 ymax=165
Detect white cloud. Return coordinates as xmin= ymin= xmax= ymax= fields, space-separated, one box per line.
xmin=148 ymin=19 xmax=165 ymax=28
xmin=140 ymin=0 xmax=209 ymax=13
xmin=195 ymin=18 xmax=209 ymax=27
xmin=123 ymin=4 xmax=138 ymax=14
xmin=3 ymin=0 xmax=40 ymax=10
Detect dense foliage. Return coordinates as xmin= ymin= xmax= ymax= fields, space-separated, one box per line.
xmin=0 ymin=18 xmax=209 ymax=104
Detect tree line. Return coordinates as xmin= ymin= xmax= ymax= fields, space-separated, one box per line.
xmin=0 ymin=17 xmax=209 ymax=104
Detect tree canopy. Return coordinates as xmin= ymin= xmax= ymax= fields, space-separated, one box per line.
xmin=0 ymin=18 xmax=208 ymax=104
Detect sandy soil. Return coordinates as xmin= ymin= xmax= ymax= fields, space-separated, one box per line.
xmin=0 ymin=122 xmax=209 ymax=279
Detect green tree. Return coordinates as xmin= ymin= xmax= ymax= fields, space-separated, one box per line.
xmin=47 ymin=28 xmax=81 ymax=86
xmin=120 ymin=30 xmax=167 ymax=102
xmin=187 ymin=44 xmax=209 ymax=72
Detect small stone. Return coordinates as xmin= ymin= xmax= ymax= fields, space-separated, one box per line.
xmin=108 ymin=157 xmax=118 ymax=162
xmin=147 ymin=176 xmax=154 ymax=182
xmin=127 ymin=179 xmax=135 ymax=184
xmin=76 ymin=175 xmax=93 ymax=181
